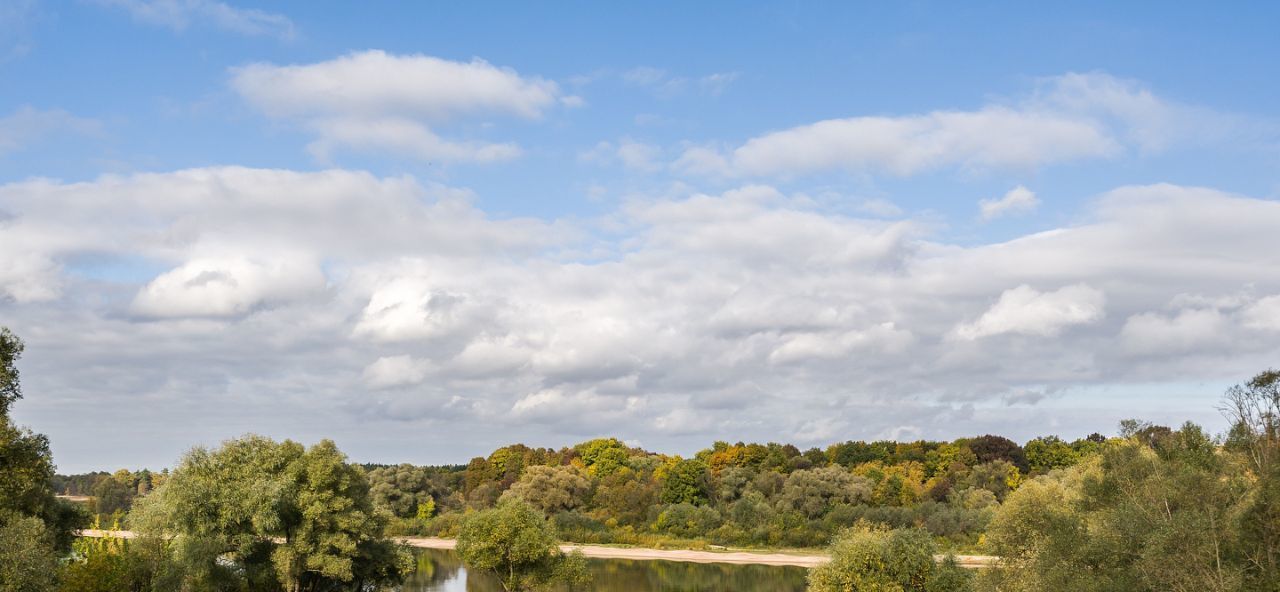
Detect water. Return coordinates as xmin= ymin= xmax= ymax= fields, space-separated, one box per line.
xmin=400 ymin=548 xmax=809 ymax=592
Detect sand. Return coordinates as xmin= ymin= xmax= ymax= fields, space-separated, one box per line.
xmin=78 ymin=530 xmax=995 ymax=568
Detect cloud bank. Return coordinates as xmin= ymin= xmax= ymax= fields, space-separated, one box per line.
xmin=3 ymin=169 xmax=1279 ymax=469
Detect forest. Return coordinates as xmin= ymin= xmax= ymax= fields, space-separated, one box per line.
xmin=4 ymin=324 xmax=1280 ymax=591
xmin=61 ymin=431 xmax=1102 ymax=551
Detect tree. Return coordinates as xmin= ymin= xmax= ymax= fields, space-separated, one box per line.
xmin=0 ymin=516 xmax=60 ymax=592
xmin=0 ymin=327 xmax=23 ymax=417
xmin=501 ymin=464 xmax=593 ymax=514
xmin=89 ymin=470 xmax=136 ymax=518
xmin=964 ymin=435 xmax=1028 ymax=472
xmin=591 ymin=467 xmax=658 ymax=526
xmin=0 ymin=328 xmax=83 ymax=554
xmin=574 ymin=438 xmax=630 ymax=477
xmin=1023 ymin=436 xmax=1080 ymax=474
xmin=131 ymin=434 xmax=412 ymax=592
xmin=776 ymin=466 xmax=873 ymax=518
xmin=367 ymin=463 xmax=442 ymax=518
xmin=959 ymin=460 xmax=1021 ymax=502
xmin=981 ymin=423 xmax=1255 ymax=592
xmin=659 ymin=458 xmax=710 ymax=505
xmin=456 ymin=499 xmax=589 ymax=591
xmin=1222 ymin=369 xmax=1280 ymax=587
xmin=807 ymin=523 xmax=972 ymax=592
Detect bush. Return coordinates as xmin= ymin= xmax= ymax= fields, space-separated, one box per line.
xmin=807 ymin=523 xmax=973 ymax=592
xmin=653 ymin=503 xmax=722 ymax=538
xmin=0 ymin=515 xmax=60 ymax=592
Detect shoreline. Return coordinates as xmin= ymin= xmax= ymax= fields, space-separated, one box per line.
xmin=79 ymin=530 xmax=995 ymax=568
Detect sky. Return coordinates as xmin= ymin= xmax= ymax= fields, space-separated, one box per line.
xmin=2 ymin=1 xmax=1279 ymax=473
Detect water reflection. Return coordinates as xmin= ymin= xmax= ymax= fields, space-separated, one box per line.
xmin=398 ymin=548 xmax=809 ymax=592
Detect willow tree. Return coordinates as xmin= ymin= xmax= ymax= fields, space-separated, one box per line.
xmin=456 ymin=498 xmax=589 ymax=591
xmin=131 ymin=435 xmax=412 ymax=592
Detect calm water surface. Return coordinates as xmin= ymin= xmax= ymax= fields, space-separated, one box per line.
xmin=400 ymin=548 xmax=809 ymax=592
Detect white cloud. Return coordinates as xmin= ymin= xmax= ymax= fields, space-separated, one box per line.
xmin=0 ymin=106 xmax=100 ymax=156
xmin=352 ymin=278 xmax=478 ymax=344
xmin=363 ymin=355 xmax=430 ymax=389
xmin=7 ymin=172 xmax=1280 ymax=467
xmin=231 ymin=51 xmax=564 ymax=163
xmin=979 ymin=185 xmax=1040 ymax=220
xmin=132 ymin=256 xmax=326 ymax=318
xmin=1241 ymin=295 xmax=1280 ymax=331
xmin=0 ymin=166 xmax=556 ymax=306
xmin=1120 ymin=308 xmax=1228 ymax=355
xmin=95 ymin=0 xmax=295 ymax=39
xmin=954 ymin=284 xmax=1106 ymax=340
xmin=305 ymin=117 xmax=521 ymax=164
xmin=733 ymin=107 xmax=1115 ymax=176
xmin=681 ymin=72 xmax=1250 ymax=178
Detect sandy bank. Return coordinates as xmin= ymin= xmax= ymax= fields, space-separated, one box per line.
xmin=79 ymin=530 xmax=995 ymax=568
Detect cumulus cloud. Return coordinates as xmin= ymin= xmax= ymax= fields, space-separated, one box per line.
xmin=94 ymin=0 xmax=296 ymax=39
xmin=979 ymin=185 xmax=1040 ymax=220
xmin=0 ymin=166 xmax=556 ymax=304
xmin=5 ymin=171 xmax=1280 ymax=468
xmin=954 ymin=284 xmax=1106 ymax=340
xmin=680 ymin=72 xmax=1250 ymax=178
xmin=231 ymin=51 xmax=569 ymax=163
xmin=132 ymin=256 xmax=326 ymax=318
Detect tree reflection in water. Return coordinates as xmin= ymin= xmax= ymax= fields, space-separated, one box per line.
xmin=398 ymin=549 xmax=808 ymax=592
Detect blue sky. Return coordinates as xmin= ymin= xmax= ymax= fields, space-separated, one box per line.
xmin=1 ymin=1 xmax=1279 ymax=472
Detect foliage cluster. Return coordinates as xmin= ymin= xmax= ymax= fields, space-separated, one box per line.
xmin=978 ymin=370 xmax=1280 ymax=592
xmin=378 ymin=433 xmax=1102 ymax=550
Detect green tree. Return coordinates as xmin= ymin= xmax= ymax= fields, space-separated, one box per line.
xmin=455 ymin=498 xmax=589 ymax=591
xmin=89 ymin=470 xmax=136 ymax=518
xmin=501 ymin=464 xmax=593 ymax=514
xmin=0 ymin=327 xmax=23 ymax=417
xmin=574 ymin=438 xmax=629 ymax=477
xmin=1222 ymin=369 xmax=1280 ymax=588
xmin=0 ymin=328 xmax=84 ymax=557
xmin=1023 ymin=436 xmax=1080 ymax=474
xmin=131 ymin=434 xmax=412 ymax=592
xmin=981 ymin=423 xmax=1254 ymax=592
xmin=776 ymin=466 xmax=873 ymax=518
xmin=807 ymin=523 xmax=972 ymax=592
xmin=0 ymin=516 xmax=60 ymax=592
xmin=367 ymin=463 xmax=439 ymax=518
xmin=659 ymin=458 xmax=710 ymax=505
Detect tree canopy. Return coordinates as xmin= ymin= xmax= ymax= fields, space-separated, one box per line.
xmin=131 ymin=434 xmax=411 ymax=592
xmin=456 ymin=498 xmax=589 ymax=591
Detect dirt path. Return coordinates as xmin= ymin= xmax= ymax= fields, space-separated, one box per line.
xmin=79 ymin=530 xmax=996 ymax=568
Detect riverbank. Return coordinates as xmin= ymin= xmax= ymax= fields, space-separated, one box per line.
xmin=79 ymin=530 xmax=996 ymax=568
